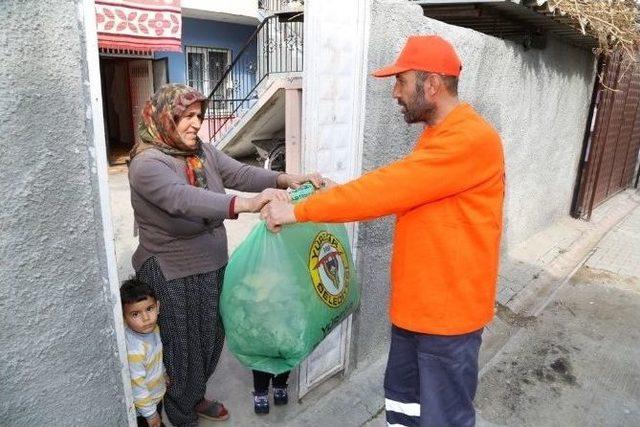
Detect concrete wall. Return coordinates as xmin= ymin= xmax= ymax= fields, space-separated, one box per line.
xmin=354 ymin=0 xmax=596 ymax=361
xmin=0 ymin=1 xmax=132 ymax=425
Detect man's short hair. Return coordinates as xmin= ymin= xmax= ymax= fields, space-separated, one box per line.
xmin=415 ymin=71 xmax=458 ymax=96
xmin=120 ymin=278 xmax=156 ymax=306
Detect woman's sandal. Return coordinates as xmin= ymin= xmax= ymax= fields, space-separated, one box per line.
xmin=196 ymin=399 xmax=230 ymax=421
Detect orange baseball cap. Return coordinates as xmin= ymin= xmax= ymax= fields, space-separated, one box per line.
xmin=372 ymin=35 xmax=462 ymax=78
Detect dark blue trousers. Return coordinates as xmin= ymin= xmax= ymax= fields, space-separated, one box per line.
xmin=384 ymin=325 xmax=483 ymax=427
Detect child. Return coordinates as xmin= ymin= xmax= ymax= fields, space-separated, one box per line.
xmin=252 ymin=369 xmax=290 ymax=414
xmin=121 ymin=278 xmax=166 ymax=427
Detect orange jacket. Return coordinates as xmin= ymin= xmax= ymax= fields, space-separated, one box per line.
xmin=295 ymin=103 xmax=504 ymax=335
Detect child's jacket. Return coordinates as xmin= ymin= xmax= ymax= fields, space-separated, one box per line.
xmin=125 ymin=326 xmax=166 ymax=418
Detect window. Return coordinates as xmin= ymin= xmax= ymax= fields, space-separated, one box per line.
xmin=185 ymin=46 xmax=231 ymax=97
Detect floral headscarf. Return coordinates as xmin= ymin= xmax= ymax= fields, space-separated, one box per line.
xmin=130 ymin=84 xmax=208 ymax=188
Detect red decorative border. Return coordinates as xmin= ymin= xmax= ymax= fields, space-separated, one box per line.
xmin=95 ymin=1 xmax=181 ymax=53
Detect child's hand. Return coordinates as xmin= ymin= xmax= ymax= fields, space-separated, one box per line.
xmin=147 ymin=412 xmax=161 ymax=427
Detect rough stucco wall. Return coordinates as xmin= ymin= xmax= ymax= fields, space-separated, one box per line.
xmin=0 ymin=1 xmax=129 ymax=425
xmin=354 ymin=0 xmax=596 ymax=362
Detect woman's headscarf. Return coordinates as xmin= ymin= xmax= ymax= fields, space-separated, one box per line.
xmin=130 ymin=84 xmax=209 ymax=188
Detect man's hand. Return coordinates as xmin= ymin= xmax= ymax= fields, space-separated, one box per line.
xmin=235 ymin=188 xmax=290 ymax=214
xmin=147 ymin=412 xmax=161 ymax=427
xmin=260 ymin=200 xmax=297 ymax=232
xmin=277 ymin=172 xmax=324 ymax=189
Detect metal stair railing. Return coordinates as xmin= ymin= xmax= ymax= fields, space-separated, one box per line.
xmin=205 ymin=14 xmax=303 ymax=143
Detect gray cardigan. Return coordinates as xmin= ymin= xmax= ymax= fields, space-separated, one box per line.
xmin=128 ymin=144 xmax=280 ymax=280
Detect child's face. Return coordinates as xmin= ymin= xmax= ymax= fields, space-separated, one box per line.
xmin=123 ymin=297 xmax=159 ymax=334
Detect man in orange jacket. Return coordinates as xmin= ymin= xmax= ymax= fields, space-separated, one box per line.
xmin=261 ymin=35 xmax=504 ymax=427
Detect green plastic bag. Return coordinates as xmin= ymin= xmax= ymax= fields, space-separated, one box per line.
xmin=221 ymin=184 xmax=360 ymax=374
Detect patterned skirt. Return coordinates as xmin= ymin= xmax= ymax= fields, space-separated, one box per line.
xmin=136 ymin=257 xmax=225 ymax=427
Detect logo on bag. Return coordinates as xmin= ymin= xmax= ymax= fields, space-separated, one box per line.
xmin=309 ymin=231 xmax=350 ymax=308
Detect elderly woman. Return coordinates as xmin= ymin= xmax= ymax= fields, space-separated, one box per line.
xmin=128 ymin=84 xmax=319 ymax=426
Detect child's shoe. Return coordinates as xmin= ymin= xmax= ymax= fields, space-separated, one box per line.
xmin=253 ymin=392 xmax=270 ymax=414
xmin=273 ymin=387 xmax=288 ymax=406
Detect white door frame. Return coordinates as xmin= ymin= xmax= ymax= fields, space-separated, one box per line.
xmin=82 ymin=0 xmax=136 ymax=424
xmin=298 ymin=0 xmax=371 ymax=398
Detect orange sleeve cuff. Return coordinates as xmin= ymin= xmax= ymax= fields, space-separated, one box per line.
xmin=294 ymin=202 xmax=308 ymax=222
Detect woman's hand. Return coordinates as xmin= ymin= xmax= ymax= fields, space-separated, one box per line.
xmin=277 ymin=172 xmax=324 ymax=189
xmin=235 ymin=188 xmax=290 ymax=214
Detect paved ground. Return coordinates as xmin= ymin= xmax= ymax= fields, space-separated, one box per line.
xmin=477 ymin=267 xmax=640 ymax=426
xmin=476 ymin=206 xmax=640 ymax=426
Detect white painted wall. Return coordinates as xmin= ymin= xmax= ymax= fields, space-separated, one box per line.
xmin=299 ymin=0 xmax=370 ymax=395
xmin=302 ymin=2 xmax=369 ymax=183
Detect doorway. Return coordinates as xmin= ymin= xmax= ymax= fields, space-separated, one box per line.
xmin=99 ymin=56 xmax=168 ymax=166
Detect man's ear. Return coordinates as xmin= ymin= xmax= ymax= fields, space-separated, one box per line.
xmin=428 ymin=74 xmax=441 ymax=97
xmin=156 ymin=300 xmax=160 ymax=313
